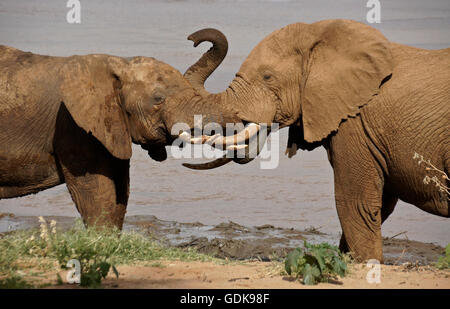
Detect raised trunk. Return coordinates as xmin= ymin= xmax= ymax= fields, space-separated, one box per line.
xmin=184 ymin=28 xmax=271 ymax=125
xmin=184 ymin=28 xmax=228 ymax=95
xmin=182 ymin=75 xmax=258 ymax=129
xmin=181 ymin=29 xmax=274 ymax=169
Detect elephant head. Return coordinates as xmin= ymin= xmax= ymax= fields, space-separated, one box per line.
xmin=180 ymin=20 xmax=393 ymax=168
xmin=58 ymin=53 xmax=239 ymax=162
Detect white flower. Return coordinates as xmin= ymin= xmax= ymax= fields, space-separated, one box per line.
xmin=50 ymin=220 xmax=57 ymax=234
xmin=40 ymin=222 xmax=49 ymax=241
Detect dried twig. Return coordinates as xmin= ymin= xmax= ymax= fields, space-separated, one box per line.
xmin=413 ymin=152 xmax=450 ymax=200
xmin=389 ymin=231 xmax=408 ymax=240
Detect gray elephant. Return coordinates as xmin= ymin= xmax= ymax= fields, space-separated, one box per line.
xmin=180 ymin=20 xmax=450 ymax=262
xmin=0 ymin=45 xmax=238 ymax=228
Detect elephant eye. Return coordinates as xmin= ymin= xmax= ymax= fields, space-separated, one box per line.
xmin=153 ymin=94 xmax=165 ymax=104
xmin=263 ymin=74 xmax=272 ymax=81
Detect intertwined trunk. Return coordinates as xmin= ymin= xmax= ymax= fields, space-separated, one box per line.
xmin=180 ymin=28 xmax=272 ymax=169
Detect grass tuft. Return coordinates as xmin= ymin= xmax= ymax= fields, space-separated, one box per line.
xmin=435 ymin=244 xmax=450 ymax=270
xmin=0 ymin=275 xmax=35 ymax=289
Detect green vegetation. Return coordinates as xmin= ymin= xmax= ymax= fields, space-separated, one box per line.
xmin=0 ymin=217 xmax=214 ymax=288
xmin=284 ymin=241 xmax=348 ymax=285
xmin=435 ymin=244 xmax=450 ymax=270
xmin=0 ymin=275 xmax=35 ymax=289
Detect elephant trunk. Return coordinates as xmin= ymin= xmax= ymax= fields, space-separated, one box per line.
xmin=178 ymin=73 xmax=273 ymax=170
xmin=183 ymin=28 xmax=268 ymax=125
xmin=183 ymin=28 xmax=228 ymax=95
xmin=180 ymin=28 xmax=275 ymax=169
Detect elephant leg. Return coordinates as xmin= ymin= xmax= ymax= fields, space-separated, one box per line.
xmin=59 ymin=157 xmax=129 ymax=229
xmin=330 ymin=136 xmax=387 ymax=262
xmin=339 ymin=191 xmax=398 ymax=256
xmin=335 ymin=179 xmax=384 ymax=263
xmin=54 ymin=107 xmax=130 ymax=229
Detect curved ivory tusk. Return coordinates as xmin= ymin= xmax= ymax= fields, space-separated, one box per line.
xmin=178 ymin=132 xmax=219 ymax=144
xmin=226 ymin=144 xmax=248 ymax=151
xmin=206 ymin=123 xmax=260 ymax=147
xmin=178 ymin=123 xmax=260 ymax=148
xmin=182 ymin=155 xmax=233 ymax=170
xmin=181 ymin=124 xmax=267 ymax=170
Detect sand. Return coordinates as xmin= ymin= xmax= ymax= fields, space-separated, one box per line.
xmin=31 ymin=260 xmax=448 ymax=289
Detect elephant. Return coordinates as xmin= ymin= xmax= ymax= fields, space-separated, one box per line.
xmin=179 ymin=19 xmax=450 ymax=262
xmin=0 ymin=44 xmax=239 ymax=229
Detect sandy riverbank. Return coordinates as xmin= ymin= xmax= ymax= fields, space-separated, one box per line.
xmin=1 ymin=214 xmax=448 ymax=289
xmin=20 ymin=260 xmax=445 ymax=289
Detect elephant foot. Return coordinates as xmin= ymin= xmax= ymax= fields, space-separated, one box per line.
xmin=339 ymin=233 xmax=384 ymax=263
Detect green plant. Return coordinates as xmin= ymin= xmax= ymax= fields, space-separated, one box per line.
xmin=0 ymin=275 xmax=34 ymax=289
xmin=77 ymin=261 xmax=118 ymax=288
xmin=435 ymin=244 xmax=450 ymax=270
xmin=284 ymin=241 xmax=348 ymax=285
xmin=56 ymin=273 xmax=64 ymax=285
xmin=0 ymin=217 xmax=214 ymax=288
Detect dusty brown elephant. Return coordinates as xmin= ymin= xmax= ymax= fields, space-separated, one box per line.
xmin=0 ymin=44 xmax=238 ymax=229
xmin=179 ymin=20 xmax=450 ymax=262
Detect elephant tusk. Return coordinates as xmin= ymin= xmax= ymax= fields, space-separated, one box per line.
xmin=181 ymin=123 xmax=267 ymax=170
xmin=226 ymin=144 xmax=248 ymax=151
xmin=178 ymin=123 xmax=260 ymax=149
xmin=208 ymin=123 xmax=260 ymax=148
xmin=178 ymin=132 xmax=218 ymax=144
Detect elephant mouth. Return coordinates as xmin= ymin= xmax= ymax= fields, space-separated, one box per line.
xmin=178 ymin=122 xmax=268 ymax=170
xmin=141 ymin=143 xmax=168 ymax=162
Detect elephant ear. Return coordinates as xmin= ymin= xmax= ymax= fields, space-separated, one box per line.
xmin=60 ymin=56 xmax=132 ymax=160
xmin=301 ymin=20 xmax=393 ymax=143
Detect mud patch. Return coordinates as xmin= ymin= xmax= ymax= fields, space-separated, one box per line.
xmin=383 ymin=237 xmax=444 ymax=265
xmin=124 ymin=216 xmax=445 ymax=264
xmin=177 ymin=237 xmax=291 ymax=261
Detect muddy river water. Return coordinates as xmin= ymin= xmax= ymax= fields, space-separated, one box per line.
xmin=0 ymin=0 xmax=448 ymax=257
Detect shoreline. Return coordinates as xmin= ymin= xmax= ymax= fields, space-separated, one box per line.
xmin=1 ymin=213 xmax=445 ymax=265
xmin=1 ymin=213 xmax=448 ymax=289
